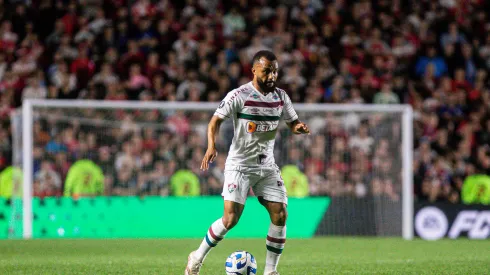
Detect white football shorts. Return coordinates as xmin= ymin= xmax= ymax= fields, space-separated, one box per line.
xmin=221 ymin=164 xmax=288 ymax=205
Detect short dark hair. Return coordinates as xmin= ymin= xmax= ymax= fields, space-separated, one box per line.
xmin=252 ymin=50 xmax=277 ymax=65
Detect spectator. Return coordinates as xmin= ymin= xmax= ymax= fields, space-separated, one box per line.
xmin=349 ymin=125 xmax=374 ymax=155
xmin=281 ymin=165 xmax=309 ymax=198
xmin=440 ymin=22 xmax=467 ymax=48
xmin=176 ymin=70 xmax=205 ymax=101
xmin=70 ymin=48 xmax=95 ymax=90
xmin=33 ymin=160 xmax=62 ymax=198
xmin=222 ymin=7 xmax=246 ymax=37
xmin=92 ymin=63 xmax=118 ymax=87
xmin=373 ymin=83 xmax=400 ymax=104
xmin=0 ymin=166 xmax=22 ymax=199
xmin=63 ymin=160 xmax=104 ymax=198
xmin=170 ymin=169 xmax=200 ymax=197
xmin=22 ymin=75 xmax=47 ymax=100
xmin=12 ymin=51 xmax=36 ymax=78
xmin=51 ymin=62 xmax=77 ymax=91
xmin=415 ymin=46 xmax=448 ymax=78
xmin=0 ymin=53 xmax=7 ymax=82
xmin=125 ymin=64 xmax=150 ymax=99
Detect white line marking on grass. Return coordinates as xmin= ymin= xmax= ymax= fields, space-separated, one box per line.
xmin=376 ymin=259 xmax=414 ymax=264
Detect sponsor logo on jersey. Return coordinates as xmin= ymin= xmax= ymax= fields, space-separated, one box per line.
xmin=219 ymin=101 xmax=225 ymax=108
xmin=246 ymin=121 xmax=277 ymax=133
xmin=227 ymin=88 xmax=247 ymax=105
xmin=228 ymin=183 xmax=237 ymax=193
xmin=250 ymin=108 xmax=260 ymax=114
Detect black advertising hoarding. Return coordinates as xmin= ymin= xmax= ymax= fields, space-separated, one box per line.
xmin=414 ymin=202 xmax=490 ymax=240
xmin=315 ymin=196 xmax=402 ymax=236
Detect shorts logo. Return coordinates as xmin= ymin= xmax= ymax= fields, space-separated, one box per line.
xmin=228 ymin=183 xmax=237 ymax=193
xmin=277 ymin=181 xmax=284 ymax=187
xmin=246 ymin=121 xmax=277 ymax=133
xmin=219 ymin=101 xmax=225 ymax=108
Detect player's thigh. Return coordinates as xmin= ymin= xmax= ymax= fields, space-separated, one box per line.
xmin=252 ymin=169 xmax=288 ymax=205
xmin=222 ymin=170 xmax=252 ymax=205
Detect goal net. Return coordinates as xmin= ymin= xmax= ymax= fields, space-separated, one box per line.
xmin=8 ymin=100 xmax=413 ymax=239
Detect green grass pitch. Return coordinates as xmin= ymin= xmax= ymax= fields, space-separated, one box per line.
xmin=0 ymin=237 xmax=489 ymax=274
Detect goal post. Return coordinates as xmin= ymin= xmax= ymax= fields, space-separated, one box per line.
xmin=22 ymin=100 xmax=34 ymax=239
xmin=15 ymin=99 xmax=413 ymax=240
xmin=402 ymin=108 xmax=414 ymax=240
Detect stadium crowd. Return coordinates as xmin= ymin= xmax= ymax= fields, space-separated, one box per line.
xmin=0 ymin=0 xmax=490 ymax=204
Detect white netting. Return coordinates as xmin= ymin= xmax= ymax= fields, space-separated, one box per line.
xmin=11 ymin=102 xmax=407 ymax=237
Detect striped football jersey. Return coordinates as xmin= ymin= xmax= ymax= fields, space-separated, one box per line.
xmin=214 ymin=82 xmax=298 ymax=167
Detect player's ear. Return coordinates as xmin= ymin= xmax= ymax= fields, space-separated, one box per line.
xmin=251 ymin=65 xmax=256 ymax=75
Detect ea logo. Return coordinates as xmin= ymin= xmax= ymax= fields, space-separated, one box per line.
xmin=247 ymin=121 xmax=257 ymax=133
xmin=415 ymin=206 xmax=448 ymax=240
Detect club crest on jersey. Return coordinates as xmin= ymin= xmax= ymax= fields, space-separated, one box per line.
xmin=252 ymin=93 xmax=259 ymax=99
xmin=246 ymin=121 xmax=277 ymax=133
xmin=273 ymin=95 xmax=279 ymax=100
xmin=228 ymin=183 xmax=237 ymax=193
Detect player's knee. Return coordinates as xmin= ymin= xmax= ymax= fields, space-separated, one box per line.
xmin=222 ymin=213 xmax=240 ymax=229
xmin=272 ymin=208 xmax=287 ymax=226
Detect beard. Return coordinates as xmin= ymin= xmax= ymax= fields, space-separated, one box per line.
xmin=257 ymin=78 xmax=276 ymax=94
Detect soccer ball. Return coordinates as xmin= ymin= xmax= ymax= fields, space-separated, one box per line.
xmin=225 ymin=250 xmax=257 ymax=275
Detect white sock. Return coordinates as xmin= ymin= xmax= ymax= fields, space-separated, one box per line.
xmin=264 ymin=223 xmax=286 ymax=274
xmin=195 ymin=218 xmax=228 ymax=262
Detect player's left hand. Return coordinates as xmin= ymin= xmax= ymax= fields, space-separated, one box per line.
xmin=292 ymin=122 xmax=310 ymax=135
xmin=200 ymin=147 xmax=218 ymax=171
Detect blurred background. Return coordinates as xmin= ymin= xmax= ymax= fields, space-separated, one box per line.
xmin=0 ymin=0 xmax=489 ymax=241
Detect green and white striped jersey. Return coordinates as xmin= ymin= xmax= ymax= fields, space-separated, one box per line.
xmin=214 ymin=82 xmax=298 ymax=167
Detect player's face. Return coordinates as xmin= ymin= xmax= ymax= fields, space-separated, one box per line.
xmin=253 ymin=58 xmax=279 ymax=92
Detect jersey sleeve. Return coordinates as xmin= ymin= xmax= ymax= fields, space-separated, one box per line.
xmin=214 ymin=90 xmax=241 ymax=119
xmin=282 ymin=92 xmax=298 ymax=123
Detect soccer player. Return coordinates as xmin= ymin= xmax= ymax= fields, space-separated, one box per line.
xmin=185 ymin=50 xmax=310 ymax=275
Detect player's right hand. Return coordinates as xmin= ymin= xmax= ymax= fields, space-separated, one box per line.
xmin=201 ymin=147 xmax=218 ymax=171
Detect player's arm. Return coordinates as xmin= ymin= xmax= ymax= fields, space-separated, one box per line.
xmin=201 ymin=115 xmax=224 ymax=171
xmin=202 ymin=90 xmax=241 ymax=170
xmin=287 ymin=119 xmax=310 ymax=135
xmin=282 ymin=91 xmax=310 ymax=135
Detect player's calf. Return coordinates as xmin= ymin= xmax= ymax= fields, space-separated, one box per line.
xmin=264 ymin=223 xmax=286 ymax=274
xmin=222 ymin=212 xmax=240 ymax=229
xmin=194 ymin=218 xmax=229 ymax=262
xmin=191 ymin=201 xmax=244 ymax=266
xmin=262 ymin=201 xmax=287 ymax=274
